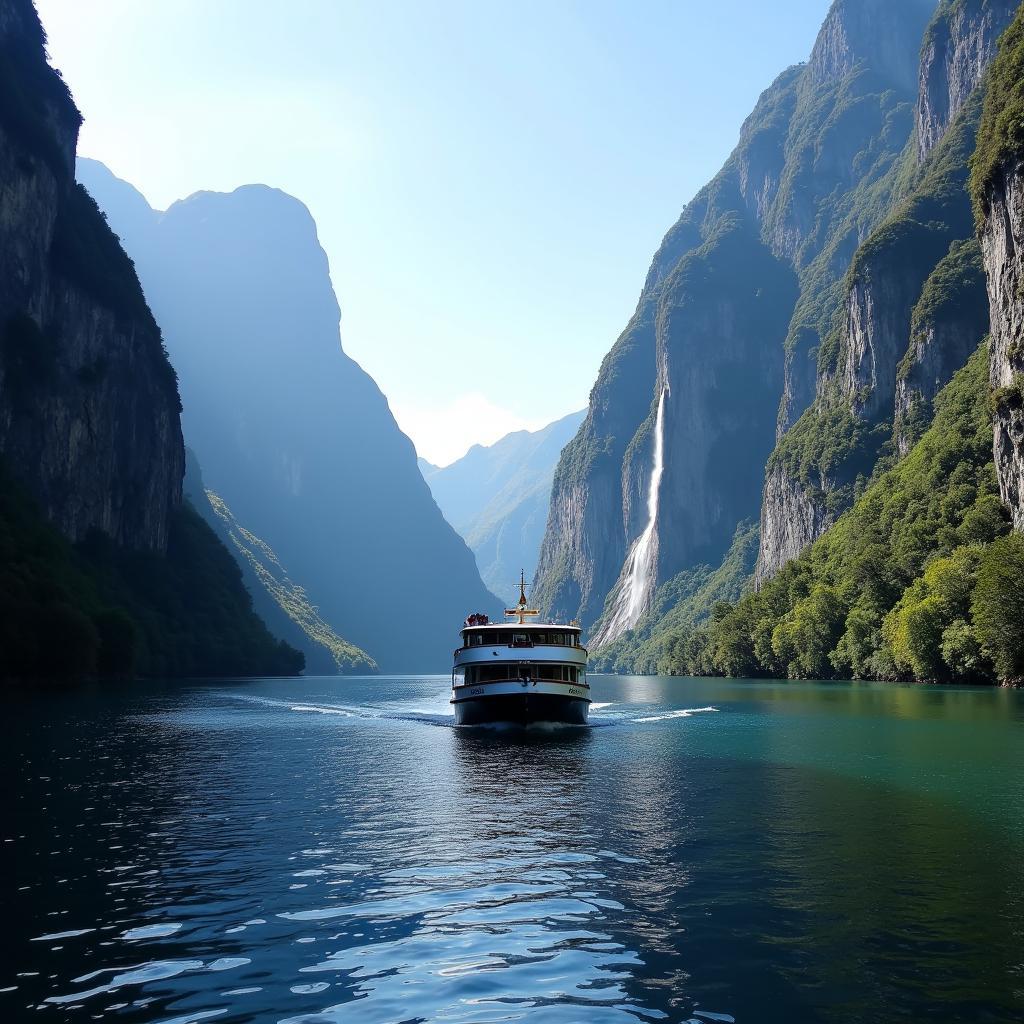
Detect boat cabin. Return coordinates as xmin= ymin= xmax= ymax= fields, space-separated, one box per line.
xmin=460 ymin=625 xmax=583 ymax=649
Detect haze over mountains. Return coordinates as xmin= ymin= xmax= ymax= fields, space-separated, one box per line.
xmin=77 ymin=159 xmax=500 ymax=672
xmin=420 ymin=410 xmax=584 ymax=603
xmin=0 ymin=0 xmax=302 ymax=680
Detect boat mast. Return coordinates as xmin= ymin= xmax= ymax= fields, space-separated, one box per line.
xmin=505 ymin=569 xmax=540 ymax=625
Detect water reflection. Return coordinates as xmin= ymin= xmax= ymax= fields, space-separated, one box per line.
xmin=2 ymin=676 xmax=1024 ymax=1024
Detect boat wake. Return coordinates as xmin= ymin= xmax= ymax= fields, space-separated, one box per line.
xmin=229 ymin=695 xmax=719 ymax=730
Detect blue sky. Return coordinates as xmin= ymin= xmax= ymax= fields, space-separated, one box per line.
xmin=36 ymin=0 xmax=832 ymax=465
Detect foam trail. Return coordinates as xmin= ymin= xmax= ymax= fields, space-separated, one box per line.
xmin=634 ymin=706 xmax=718 ymax=723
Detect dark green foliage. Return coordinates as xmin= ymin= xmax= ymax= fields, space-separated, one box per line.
xmin=78 ymin=504 xmax=306 ymax=679
xmin=894 ymin=239 xmax=989 ymax=449
xmin=678 ymin=345 xmax=1017 ymax=682
xmin=906 ymin=239 xmax=987 ymax=343
xmin=0 ymin=460 xmax=303 ymax=683
xmin=971 ymin=534 xmax=1024 ymax=680
xmin=0 ymin=1 xmax=79 ymax=179
xmin=970 ymin=4 xmax=1024 ymax=221
xmin=590 ymin=522 xmax=758 ymax=674
xmin=772 ymin=88 xmax=984 ymax=503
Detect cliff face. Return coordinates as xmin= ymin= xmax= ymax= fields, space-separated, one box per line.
xmin=0 ymin=0 xmax=303 ymax=681
xmin=983 ymin=157 xmax=1024 ymax=527
xmin=535 ymin=0 xmax=933 ymax=643
xmin=755 ymin=0 xmax=1016 ymax=584
xmin=0 ymin=3 xmax=183 ymax=550
xmin=972 ymin=2 xmax=1024 ymax=533
xmin=184 ymin=452 xmax=376 ymax=674
xmin=894 ymin=239 xmax=988 ymax=455
xmin=917 ymin=0 xmax=1017 ymax=163
xmin=79 ymin=161 xmax=501 ymax=671
xmin=806 ymin=0 xmax=931 ymax=94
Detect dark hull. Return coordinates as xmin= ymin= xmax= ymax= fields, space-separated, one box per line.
xmin=453 ymin=692 xmax=589 ymax=726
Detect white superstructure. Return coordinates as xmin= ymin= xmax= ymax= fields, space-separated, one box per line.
xmin=451 ymin=573 xmax=590 ymax=725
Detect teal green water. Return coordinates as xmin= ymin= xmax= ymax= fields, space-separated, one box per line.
xmin=2 ymin=675 xmax=1023 ymax=1023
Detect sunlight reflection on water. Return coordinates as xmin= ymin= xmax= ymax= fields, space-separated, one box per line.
xmin=3 ymin=675 xmax=1024 ymax=1023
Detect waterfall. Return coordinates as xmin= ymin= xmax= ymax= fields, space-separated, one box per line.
xmin=591 ymin=387 xmax=667 ymax=648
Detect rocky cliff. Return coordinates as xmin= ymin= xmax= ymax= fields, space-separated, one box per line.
xmin=917 ymin=0 xmax=1017 ymax=162
xmin=755 ymin=1 xmax=1018 ymax=585
xmin=535 ymin=0 xmax=935 ymax=643
xmin=78 ymin=160 xmax=501 ymax=671
xmin=0 ymin=2 xmax=182 ymax=550
xmin=972 ymin=7 xmax=1024 ymax=530
xmin=184 ymin=452 xmax=376 ymax=674
xmin=0 ymin=0 xmax=302 ymax=681
xmin=894 ymin=239 xmax=988 ymax=454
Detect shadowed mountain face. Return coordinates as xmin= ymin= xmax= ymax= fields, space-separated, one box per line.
xmin=78 ymin=159 xmax=500 ymax=671
xmin=420 ymin=410 xmax=584 ymax=603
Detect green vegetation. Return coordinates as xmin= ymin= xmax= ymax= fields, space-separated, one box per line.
xmin=204 ymin=490 xmax=376 ymax=673
xmin=969 ymin=4 xmax=1024 ymax=221
xmin=894 ymin=239 xmax=988 ymax=450
xmin=668 ymin=345 xmax=1023 ymax=684
xmin=771 ymin=87 xmax=984 ymax=507
xmin=0 ymin=460 xmax=304 ymax=682
xmin=590 ymin=522 xmax=758 ymax=674
xmin=905 ymin=239 xmax=986 ymax=347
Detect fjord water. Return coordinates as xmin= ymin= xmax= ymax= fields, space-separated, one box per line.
xmin=3 ymin=677 xmax=1024 ymax=1024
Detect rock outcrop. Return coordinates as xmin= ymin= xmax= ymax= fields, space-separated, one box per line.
xmin=917 ymin=0 xmax=1018 ymax=163
xmin=0 ymin=2 xmax=183 ymax=551
xmin=983 ymin=159 xmax=1024 ymax=527
xmin=756 ymin=27 xmax=1001 ymax=584
xmin=535 ymin=0 xmax=934 ymax=641
xmin=806 ymin=0 xmax=933 ymax=93
xmin=893 ymin=239 xmax=989 ymax=455
xmin=972 ymin=4 xmax=1024 ymax=532
xmin=979 ymin=176 xmax=1024 ymax=529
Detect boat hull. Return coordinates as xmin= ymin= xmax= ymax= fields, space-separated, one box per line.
xmin=452 ymin=690 xmax=589 ymax=726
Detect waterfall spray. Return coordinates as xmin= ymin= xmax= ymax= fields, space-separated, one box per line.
xmin=591 ymin=387 xmax=667 ymax=647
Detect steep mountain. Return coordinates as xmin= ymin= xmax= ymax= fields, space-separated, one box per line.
xmin=420 ymin=410 xmax=584 ymax=602
xmin=587 ymin=1 xmax=1024 ymax=685
xmin=184 ymin=452 xmax=376 ymax=675
xmin=0 ymin=0 xmax=301 ymax=680
xmin=535 ymin=0 xmax=1024 ymax=668
xmin=757 ymin=0 xmax=1017 ymax=583
xmin=77 ymin=160 xmax=500 ymax=671
xmin=971 ymin=4 xmax=1024 ymax=532
xmin=535 ymin=0 xmax=937 ymax=643
xmin=675 ymin=344 xmax=1021 ymax=683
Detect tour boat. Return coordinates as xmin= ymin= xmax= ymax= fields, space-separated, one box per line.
xmin=451 ymin=573 xmax=590 ymax=726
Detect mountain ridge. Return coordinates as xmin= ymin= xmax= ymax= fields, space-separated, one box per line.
xmin=78 ymin=158 xmax=502 ymax=671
